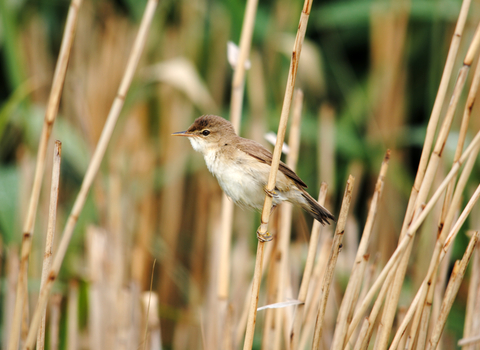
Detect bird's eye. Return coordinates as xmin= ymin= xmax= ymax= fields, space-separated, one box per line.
xmin=201 ymin=130 xmax=210 ymax=136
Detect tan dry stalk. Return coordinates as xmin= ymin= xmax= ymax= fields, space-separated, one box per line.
xmin=416 ymin=22 xmax=480 ymax=212
xmin=389 ymin=182 xmax=480 ymax=350
xmin=413 ymin=144 xmax=480 ymax=350
xmin=36 ymin=141 xmax=62 ymax=350
xmin=319 ymin=104 xmax=336 ymax=201
xmin=298 ymin=235 xmax=332 ymax=350
xmin=351 ymin=261 xmax=397 ymax=350
xmin=3 ymin=248 xmax=19 ymax=350
xmin=407 ymin=34 xmax=480 ymax=346
xmin=346 ymin=206 xmax=426 ymax=345
xmin=374 ymin=1 xmax=472 ymax=347
xmin=350 ymin=135 xmax=478 ymax=343
xmin=49 ymin=294 xmax=62 ymax=350
xmin=242 ymin=241 xmax=266 ymax=350
xmin=256 ymin=0 xmax=313 ymax=237
xmin=426 ymin=231 xmax=479 ymax=350
xmin=86 ymin=226 xmax=106 ymax=350
xmin=218 ymin=0 xmax=259 ymax=301
xmin=141 ymin=292 xmax=162 ymax=350
xmin=8 ymin=1 xmax=83 ymax=349
xmin=440 ymin=22 xmax=480 ymax=236
xmin=311 ymin=175 xmax=355 ymax=350
xmin=331 ymin=150 xmax=390 ymax=350
xmin=273 ymin=89 xmax=304 ymax=350
xmin=290 ymin=183 xmax=328 ymax=350
xmin=462 ymin=232 xmax=480 ymax=350
xmin=67 ymin=280 xmax=79 ymax=350
xmin=22 ymin=2 xmax=158 ymax=349
xmin=243 ymin=0 xmax=314 ymax=348
xmin=459 ymin=335 xmax=480 ymax=347
xmin=235 ymin=242 xmax=274 ymax=347
xmin=389 ymin=60 xmax=470 ymax=350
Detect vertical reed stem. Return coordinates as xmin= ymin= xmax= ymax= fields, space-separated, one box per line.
xmin=8 ymin=1 xmax=82 ymax=348
xmin=36 ymin=141 xmax=62 ymax=350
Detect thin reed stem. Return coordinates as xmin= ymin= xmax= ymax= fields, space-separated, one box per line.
xmin=243 ymin=0 xmax=314 ymax=348
xmin=331 ymin=150 xmax=390 ymax=350
xmin=273 ymin=89 xmax=303 ymax=350
xmin=22 ymin=1 xmax=158 ymax=348
xmin=36 ymin=141 xmax=62 ymax=350
xmin=8 ymin=1 xmax=82 ymax=348
xmin=257 ymin=0 xmax=314 ymax=238
xmin=312 ymin=175 xmax=355 ymax=349
xmin=290 ymin=183 xmax=328 ymax=350
xmin=426 ymin=232 xmax=479 ymax=350
xmin=218 ymin=0 xmax=259 ymax=301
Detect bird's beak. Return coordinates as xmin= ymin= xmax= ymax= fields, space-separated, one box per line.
xmin=172 ymin=131 xmax=193 ymax=137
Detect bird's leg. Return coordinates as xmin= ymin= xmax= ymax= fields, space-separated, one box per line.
xmin=256 ymin=204 xmax=277 ymax=242
xmin=263 ymin=187 xmax=279 ymax=198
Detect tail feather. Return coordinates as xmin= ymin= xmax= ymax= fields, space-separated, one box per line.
xmin=300 ymin=188 xmax=335 ymax=225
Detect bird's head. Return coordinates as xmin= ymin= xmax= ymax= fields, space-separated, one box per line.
xmin=172 ymin=115 xmax=236 ymax=154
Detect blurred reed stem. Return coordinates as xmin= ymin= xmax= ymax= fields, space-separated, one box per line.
xmin=290 ymin=183 xmax=328 ymax=349
xmin=22 ymin=1 xmax=158 ymax=348
xmin=312 ymin=175 xmax=354 ymax=349
xmin=8 ymin=1 xmax=82 ymax=348
xmin=272 ymin=89 xmax=303 ymax=350
xmin=331 ymin=150 xmax=390 ymax=350
xmin=36 ymin=141 xmax=62 ymax=350
xmin=243 ymin=0 xmax=314 ymax=347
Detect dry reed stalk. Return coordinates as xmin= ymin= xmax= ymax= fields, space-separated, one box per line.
xmin=352 ymin=263 xmax=398 ymax=350
xmin=374 ymin=0 xmax=472 ymax=347
xmin=347 ymin=255 xmax=377 ymax=348
xmin=346 ymin=207 xmax=425 ymax=345
xmin=216 ymin=1 xmax=259 ymax=346
xmin=439 ymin=22 xmax=480 ymax=245
xmin=3 ymin=248 xmax=19 ymax=350
xmin=271 ymin=89 xmax=303 ymax=350
xmin=412 ymin=146 xmax=480 ymax=350
xmin=388 ymin=182 xmax=480 ymax=350
xmin=49 ymin=294 xmax=62 ymax=350
xmin=86 ymin=226 xmax=106 ymax=350
xmin=298 ymin=235 xmax=332 ymax=350
xmin=36 ymin=141 xmax=62 ymax=350
xmin=243 ymin=0 xmax=314 ymax=347
xmin=22 ymin=1 xmax=158 ymax=348
xmin=141 ymin=292 xmax=162 ymax=350
xmin=426 ymin=231 xmax=479 ymax=350
xmin=459 ymin=335 xmax=480 ymax=348
xmin=235 ymin=242 xmax=274 ymax=348
xmin=218 ymin=0 xmax=259 ymax=300
xmin=318 ymin=104 xmax=336 ymax=203
xmin=67 ymin=280 xmax=79 ymax=350
xmin=461 ymin=232 xmax=480 ymax=350
xmin=311 ymin=175 xmax=355 ymax=349
xmin=389 ymin=57 xmax=471 ymax=350
xmin=243 ymin=241 xmax=266 ymax=350
xmin=256 ymin=0 xmax=313 ymax=241
xmin=290 ymin=183 xmax=328 ymax=349
xmin=331 ymin=150 xmax=390 ymax=350
xmin=8 ymin=1 xmax=83 ymax=349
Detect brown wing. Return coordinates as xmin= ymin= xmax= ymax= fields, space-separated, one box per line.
xmin=235 ymin=137 xmax=308 ymax=188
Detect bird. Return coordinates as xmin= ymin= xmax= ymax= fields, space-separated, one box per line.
xmin=173 ymin=115 xmax=335 ymax=240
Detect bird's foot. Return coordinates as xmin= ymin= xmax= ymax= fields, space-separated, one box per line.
xmin=256 ymin=228 xmax=273 ymax=242
xmin=264 ymin=187 xmax=279 ymax=198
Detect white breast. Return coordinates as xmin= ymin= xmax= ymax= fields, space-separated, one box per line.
xmin=202 ymin=147 xmax=287 ymax=210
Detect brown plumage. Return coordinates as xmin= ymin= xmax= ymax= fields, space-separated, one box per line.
xmin=173 ymin=115 xmax=335 ymax=225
